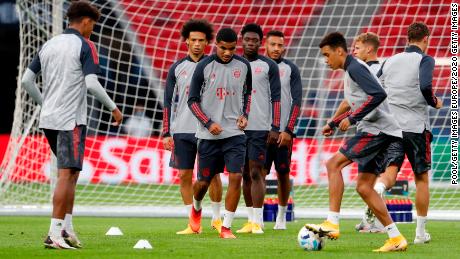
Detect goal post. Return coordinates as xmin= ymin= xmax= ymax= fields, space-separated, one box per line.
xmin=1 ymin=0 xmax=456 ymax=219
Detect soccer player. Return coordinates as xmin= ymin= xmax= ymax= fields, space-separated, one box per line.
xmin=304 ymin=32 xmax=408 ymax=252
xmin=20 ymin=1 xmax=123 ymax=249
xmin=187 ymin=28 xmax=251 ymax=239
xmin=352 ymin=32 xmax=393 ymax=233
xmin=378 ymin=22 xmax=442 ymax=244
xmin=162 ymin=19 xmax=223 ymax=235
xmin=237 ymin=23 xmax=281 ymax=234
xmin=263 ymin=30 xmax=302 ymax=230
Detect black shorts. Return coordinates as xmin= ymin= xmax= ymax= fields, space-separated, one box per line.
xmin=264 ymin=141 xmax=293 ymax=174
xmin=340 ymin=131 xmax=401 ymax=174
xmin=170 ymin=133 xmax=197 ymax=170
xmin=402 ymin=130 xmax=433 ymax=174
xmin=245 ymin=130 xmax=269 ymax=164
xmin=43 ymin=125 xmax=87 ymax=171
xmin=197 ymin=135 xmax=246 ymax=182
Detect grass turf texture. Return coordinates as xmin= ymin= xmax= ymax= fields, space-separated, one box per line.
xmin=0 ymin=217 xmax=459 ymax=258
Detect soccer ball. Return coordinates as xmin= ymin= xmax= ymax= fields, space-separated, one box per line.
xmin=297 ymin=226 xmax=325 ymax=251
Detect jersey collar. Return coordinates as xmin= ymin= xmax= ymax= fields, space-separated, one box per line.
xmin=405 ymin=45 xmax=424 ymax=54
xmin=186 ymin=54 xmax=207 ymax=63
xmin=63 ymin=28 xmax=83 ymax=36
xmin=366 ymin=60 xmax=380 ymax=66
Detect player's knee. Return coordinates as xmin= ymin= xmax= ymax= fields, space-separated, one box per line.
xmin=250 ymin=168 xmax=262 ymax=182
xmin=325 ymin=158 xmax=339 ymax=173
xmin=242 ymin=170 xmax=251 ymax=182
xmin=228 ymin=173 xmax=242 ymax=185
xmin=179 ymin=170 xmax=192 ymax=183
xmin=356 ymin=183 xmax=371 ymax=197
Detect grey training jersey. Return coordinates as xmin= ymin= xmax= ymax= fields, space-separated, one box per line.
xmin=277 ymin=58 xmax=303 ymax=133
xmin=188 ymin=54 xmax=252 ymax=140
xmin=28 ymin=28 xmax=100 ymax=131
xmin=378 ymin=45 xmax=438 ymax=133
xmin=163 ymin=56 xmax=202 ymax=136
xmin=342 ymin=55 xmax=402 ymax=138
xmin=246 ymin=55 xmax=281 ymax=131
xmin=366 ymin=61 xmax=381 ymax=76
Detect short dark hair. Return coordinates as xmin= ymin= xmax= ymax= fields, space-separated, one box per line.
xmin=66 ymin=0 xmax=100 ymax=23
xmin=355 ymin=32 xmax=380 ymax=51
xmin=319 ymin=32 xmax=348 ymax=52
xmin=216 ymin=28 xmax=238 ymax=43
xmin=408 ymin=22 xmax=430 ymax=42
xmin=181 ymin=19 xmax=214 ymax=42
xmin=266 ymin=30 xmax=284 ymax=39
xmin=241 ymin=23 xmax=263 ymax=40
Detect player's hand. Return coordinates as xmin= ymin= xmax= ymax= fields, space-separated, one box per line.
xmin=237 ymin=116 xmax=248 ymax=130
xmin=209 ymin=123 xmax=223 ymax=135
xmin=339 ymin=118 xmax=351 ymax=131
xmin=435 ymin=97 xmax=442 ymax=109
xmin=111 ymin=108 xmax=123 ymax=126
xmin=277 ymin=131 xmax=292 ymax=147
xmin=322 ymin=124 xmax=333 ymax=137
xmin=162 ymin=137 xmax=173 ymax=151
xmin=267 ymin=130 xmax=280 ymax=145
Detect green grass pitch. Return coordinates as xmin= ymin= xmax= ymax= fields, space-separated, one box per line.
xmin=1 ymin=216 xmax=459 ymax=258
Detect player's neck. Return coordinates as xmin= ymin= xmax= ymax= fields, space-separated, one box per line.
xmin=366 ymin=54 xmax=378 ymax=62
xmin=189 ymin=53 xmax=204 ymax=62
xmin=68 ymin=25 xmax=85 ymax=38
xmin=244 ymin=53 xmax=258 ymax=62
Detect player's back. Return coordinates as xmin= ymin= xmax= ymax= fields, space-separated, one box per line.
xmin=344 ymin=56 xmax=401 ymax=138
xmin=379 ymin=46 xmax=431 ymax=133
xmin=38 ymin=28 xmax=95 ymax=130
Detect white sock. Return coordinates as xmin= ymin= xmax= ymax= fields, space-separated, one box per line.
xmin=185 ymin=204 xmax=192 ymax=217
xmin=211 ymin=201 xmax=221 ymax=221
xmin=327 ymin=211 xmax=340 ymax=225
xmin=277 ymin=205 xmax=287 ymax=222
xmin=223 ymin=210 xmax=235 ymax=229
xmin=193 ymin=197 xmax=202 ymax=211
xmin=246 ymin=206 xmax=253 ymax=222
xmin=64 ymin=213 xmax=74 ymax=234
xmin=385 ymin=223 xmax=401 ymax=238
xmin=49 ymin=218 xmax=64 ymax=237
xmin=374 ymin=182 xmax=387 ymax=195
xmin=253 ymin=207 xmax=264 ymax=225
xmin=416 ymin=216 xmax=427 ymax=237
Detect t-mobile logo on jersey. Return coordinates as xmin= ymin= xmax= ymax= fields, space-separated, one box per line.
xmin=216 ymin=87 xmax=236 ymax=100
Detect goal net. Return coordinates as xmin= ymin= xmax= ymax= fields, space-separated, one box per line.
xmin=1 ymin=0 xmax=455 ymax=218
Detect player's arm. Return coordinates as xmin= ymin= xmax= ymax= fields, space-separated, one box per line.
xmin=238 ymin=59 xmax=253 ymax=130
xmin=343 ymin=63 xmax=387 ymax=128
xmin=187 ymin=59 xmax=221 ymax=135
xmin=267 ymin=59 xmax=281 ymax=144
xmin=161 ymin=64 xmax=176 ymax=150
xmin=279 ymin=62 xmax=302 ymax=146
xmin=81 ymin=40 xmax=122 ymax=126
xmin=419 ymin=55 xmax=442 ymax=109
xmin=327 ymin=100 xmax=352 ymax=129
xmin=21 ymin=54 xmax=43 ymax=105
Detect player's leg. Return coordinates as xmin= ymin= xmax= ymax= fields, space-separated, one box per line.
xmin=209 ymin=174 xmax=223 ymax=232
xmin=188 ymin=139 xmax=220 ymax=233
xmin=237 ymin=157 xmax=254 ymax=233
xmin=357 ymin=139 xmax=404 ymax=233
xmin=62 ymin=170 xmax=82 ymax=248
xmin=273 ymin=142 xmax=292 ymax=230
xmin=305 ymin=151 xmax=351 ymax=239
xmin=356 ymin=172 xmax=407 ymax=252
xmin=405 ymin=130 xmax=432 ymax=244
xmin=61 ymin=125 xmax=86 ymax=248
xmin=220 ymin=135 xmax=246 ymax=238
xmin=173 ymin=134 xmax=199 ymax=234
xmin=247 ymin=131 xmax=269 ymax=233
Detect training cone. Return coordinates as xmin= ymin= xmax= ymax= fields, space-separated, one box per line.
xmin=105 ymin=227 xmax=123 ymax=236
xmin=133 ymin=239 xmax=153 ymax=249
